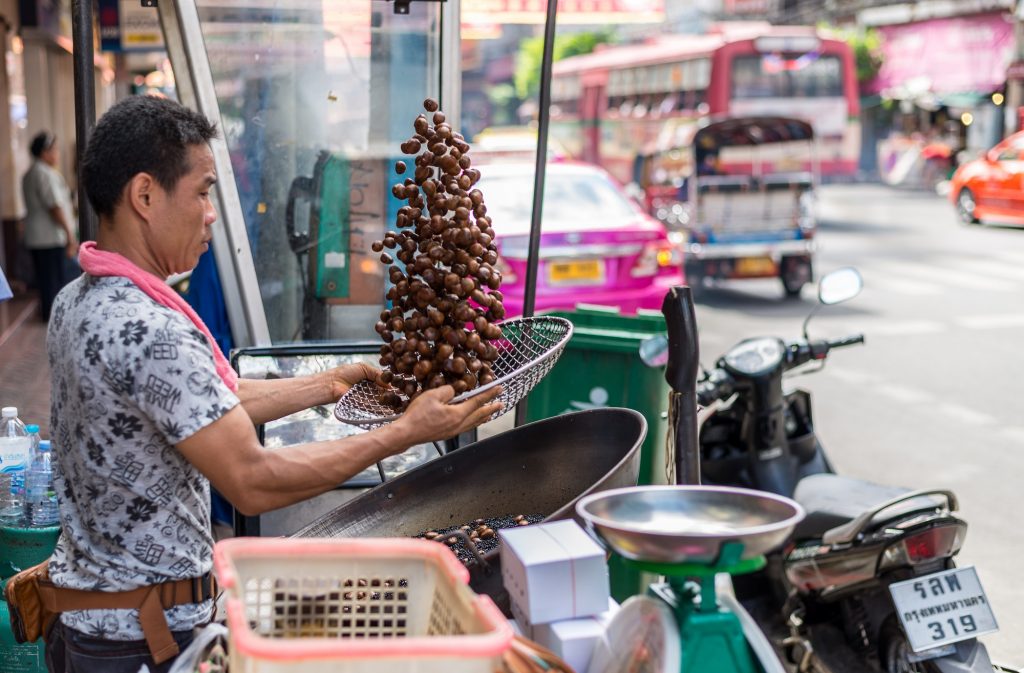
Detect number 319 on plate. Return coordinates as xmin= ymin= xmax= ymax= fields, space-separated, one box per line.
xmin=889 ymin=567 xmax=999 ymax=653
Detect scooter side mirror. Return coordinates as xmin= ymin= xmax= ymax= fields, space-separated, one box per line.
xmin=639 ymin=334 xmax=669 ymax=367
xmin=818 ymin=267 xmax=863 ymax=306
xmin=803 ymin=267 xmax=863 ymax=340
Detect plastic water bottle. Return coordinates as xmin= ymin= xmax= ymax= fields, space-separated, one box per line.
xmin=24 ymin=424 xmax=41 ymax=467
xmin=25 ymin=438 xmax=58 ymax=527
xmin=0 ymin=407 xmax=31 ymax=525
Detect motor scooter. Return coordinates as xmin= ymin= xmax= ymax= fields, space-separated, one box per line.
xmin=660 ymin=270 xmax=1005 ymax=673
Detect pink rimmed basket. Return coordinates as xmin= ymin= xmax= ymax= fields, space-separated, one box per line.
xmin=214 ymin=538 xmax=513 ymax=673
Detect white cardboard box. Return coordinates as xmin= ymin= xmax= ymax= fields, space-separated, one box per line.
xmin=529 ymin=600 xmax=620 ymax=673
xmin=535 ymin=617 xmax=605 ymax=673
xmin=500 ymin=519 xmax=610 ymax=625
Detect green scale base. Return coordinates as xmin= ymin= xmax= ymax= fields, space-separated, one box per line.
xmin=624 ymin=542 xmax=766 ymax=673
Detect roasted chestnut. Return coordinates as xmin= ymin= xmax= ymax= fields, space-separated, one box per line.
xmin=372 ymin=98 xmax=506 ymax=410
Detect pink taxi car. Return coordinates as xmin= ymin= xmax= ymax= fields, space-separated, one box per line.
xmin=479 ymin=162 xmax=684 ymax=317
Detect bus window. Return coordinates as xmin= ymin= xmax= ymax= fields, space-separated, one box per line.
xmin=731 ymin=54 xmax=843 ymax=99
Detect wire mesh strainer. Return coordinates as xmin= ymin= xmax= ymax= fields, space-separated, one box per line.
xmin=334 ymin=316 xmax=573 ymax=429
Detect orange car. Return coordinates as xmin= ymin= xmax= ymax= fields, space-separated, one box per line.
xmin=950 ymin=131 xmax=1024 ymax=225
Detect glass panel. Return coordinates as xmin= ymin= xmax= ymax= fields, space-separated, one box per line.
xmin=731 ymin=54 xmax=843 ymax=99
xmin=194 ymin=0 xmax=442 ymax=342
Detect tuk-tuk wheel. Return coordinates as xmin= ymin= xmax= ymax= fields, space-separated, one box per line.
xmin=684 ymin=266 xmax=705 ymax=299
xmin=781 ymin=258 xmax=811 ymax=299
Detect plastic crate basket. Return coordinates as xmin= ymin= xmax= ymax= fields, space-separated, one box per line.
xmin=214 ymin=538 xmax=513 ymax=673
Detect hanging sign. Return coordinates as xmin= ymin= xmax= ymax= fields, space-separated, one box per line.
xmin=99 ymin=0 xmax=165 ymax=52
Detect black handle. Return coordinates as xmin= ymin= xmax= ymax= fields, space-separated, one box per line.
xmin=662 ymin=286 xmax=701 ymax=486
xmin=285 ymin=175 xmax=313 ymax=253
xmin=662 ymin=286 xmax=700 ymax=392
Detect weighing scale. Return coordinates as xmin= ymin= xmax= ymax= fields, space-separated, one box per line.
xmin=577 ymin=485 xmax=805 ymax=673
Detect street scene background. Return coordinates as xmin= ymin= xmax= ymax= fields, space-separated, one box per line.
xmin=2 ymin=0 xmax=1024 ymax=669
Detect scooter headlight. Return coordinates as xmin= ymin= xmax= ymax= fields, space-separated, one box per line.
xmin=722 ymin=337 xmax=786 ymax=376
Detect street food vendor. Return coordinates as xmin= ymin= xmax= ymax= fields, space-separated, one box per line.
xmin=40 ymin=95 xmax=502 ymax=673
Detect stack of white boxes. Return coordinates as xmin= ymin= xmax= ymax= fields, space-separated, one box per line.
xmin=500 ymin=520 xmax=619 ymax=673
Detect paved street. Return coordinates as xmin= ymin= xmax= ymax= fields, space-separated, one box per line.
xmin=692 ymin=183 xmax=1024 ymax=666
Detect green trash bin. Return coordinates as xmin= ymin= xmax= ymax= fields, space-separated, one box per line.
xmin=0 ymin=525 xmax=59 ymax=673
xmin=524 ymin=304 xmax=670 ymax=601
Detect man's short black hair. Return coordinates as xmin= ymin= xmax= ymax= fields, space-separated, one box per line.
xmin=82 ymin=95 xmax=218 ymax=218
xmin=30 ymin=131 xmax=55 ymax=158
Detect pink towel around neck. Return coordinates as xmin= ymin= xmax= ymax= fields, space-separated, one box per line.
xmin=78 ymin=241 xmax=239 ymax=393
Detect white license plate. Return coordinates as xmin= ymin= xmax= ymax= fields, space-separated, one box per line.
xmin=889 ymin=567 xmax=999 ymax=652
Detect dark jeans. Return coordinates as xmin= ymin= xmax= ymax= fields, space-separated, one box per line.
xmin=30 ymin=247 xmax=78 ymax=321
xmin=45 ymin=621 xmax=195 ymax=673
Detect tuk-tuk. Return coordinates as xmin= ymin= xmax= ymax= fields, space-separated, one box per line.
xmin=633 ymin=116 xmax=817 ymax=298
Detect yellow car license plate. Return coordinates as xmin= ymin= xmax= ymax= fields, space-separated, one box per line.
xmin=548 ymin=259 xmax=604 ymax=285
xmin=735 ymin=257 xmax=777 ymax=277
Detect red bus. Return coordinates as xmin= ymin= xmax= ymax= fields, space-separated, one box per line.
xmin=550 ymin=23 xmax=860 ymax=185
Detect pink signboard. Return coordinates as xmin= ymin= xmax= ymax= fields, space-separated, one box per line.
xmin=868 ymin=12 xmax=1014 ymax=96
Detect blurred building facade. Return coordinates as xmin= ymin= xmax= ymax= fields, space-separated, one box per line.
xmin=0 ymin=0 xmax=169 ymax=283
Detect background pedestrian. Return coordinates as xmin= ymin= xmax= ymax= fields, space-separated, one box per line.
xmin=21 ymin=131 xmax=78 ymax=320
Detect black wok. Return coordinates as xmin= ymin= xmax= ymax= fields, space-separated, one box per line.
xmin=293 ymin=408 xmax=646 ymax=609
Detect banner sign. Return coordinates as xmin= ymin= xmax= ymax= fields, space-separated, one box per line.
xmin=461 ymin=0 xmax=665 ymax=25
xmin=869 ymin=12 xmax=1013 ymax=95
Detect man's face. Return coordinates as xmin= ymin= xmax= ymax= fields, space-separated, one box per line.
xmin=41 ymin=145 xmax=59 ymax=167
xmin=148 ymin=144 xmax=218 ymax=275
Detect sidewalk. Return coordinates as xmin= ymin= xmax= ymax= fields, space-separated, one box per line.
xmin=0 ymin=294 xmax=52 ymax=437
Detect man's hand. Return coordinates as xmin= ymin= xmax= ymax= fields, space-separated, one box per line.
xmin=393 ymin=385 xmax=502 ymax=446
xmin=324 ymin=363 xmax=381 ymax=401
xmin=65 ymin=239 xmax=79 ymax=259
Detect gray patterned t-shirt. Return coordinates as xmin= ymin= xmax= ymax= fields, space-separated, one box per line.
xmin=46 ymin=275 xmax=240 ymax=640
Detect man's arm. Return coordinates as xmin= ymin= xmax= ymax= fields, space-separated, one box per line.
xmin=176 ymin=384 xmax=501 ymax=515
xmin=235 ymin=363 xmax=377 ymax=426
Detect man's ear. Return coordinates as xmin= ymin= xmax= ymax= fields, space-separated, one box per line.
xmin=127 ymin=173 xmax=156 ymax=221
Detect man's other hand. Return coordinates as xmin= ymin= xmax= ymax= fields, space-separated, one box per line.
xmin=394 ymin=385 xmax=502 ymax=446
xmin=325 ymin=363 xmax=381 ymax=400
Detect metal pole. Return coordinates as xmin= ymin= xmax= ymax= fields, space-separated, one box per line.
xmin=71 ymin=0 xmax=98 ymax=242
xmin=514 ymin=0 xmax=558 ymax=427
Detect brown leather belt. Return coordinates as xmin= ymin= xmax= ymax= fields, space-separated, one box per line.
xmin=38 ymin=573 xmax=217 ymax=664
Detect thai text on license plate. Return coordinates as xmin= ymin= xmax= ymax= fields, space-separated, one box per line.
xmin=548 ymin=259 xmax=605 ymax=285
xmin=889 ymin=567 xmax=998 ymax=653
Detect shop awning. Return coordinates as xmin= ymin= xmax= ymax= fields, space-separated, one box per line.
xmin=866 ymin=12 xmax=1014 ymax=97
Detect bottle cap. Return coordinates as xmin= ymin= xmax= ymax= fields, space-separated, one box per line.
xmin=1 ymin=407 xmax=16 ymax=418
xmin=26 ymin=425 xmax=39 ymax=433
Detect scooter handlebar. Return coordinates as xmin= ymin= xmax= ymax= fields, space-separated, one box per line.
xmin=696 ymin=333 xmax=864 ymax=403
xmin=827 ymin=334 xmax=866 ymax=350
xmin=788 ymin=333 xmax=865 ymax=368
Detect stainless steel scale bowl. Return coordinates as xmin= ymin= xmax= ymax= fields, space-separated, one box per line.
xmin=576 ymin=485 xmax=805 ymax=565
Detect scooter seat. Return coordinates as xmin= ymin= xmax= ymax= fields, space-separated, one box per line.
xmin=792 ymin=473 xmax=912 ymax=540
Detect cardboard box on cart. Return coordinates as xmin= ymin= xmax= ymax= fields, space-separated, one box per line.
xmin=499 ymin=520 xmax=610 ymax=626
